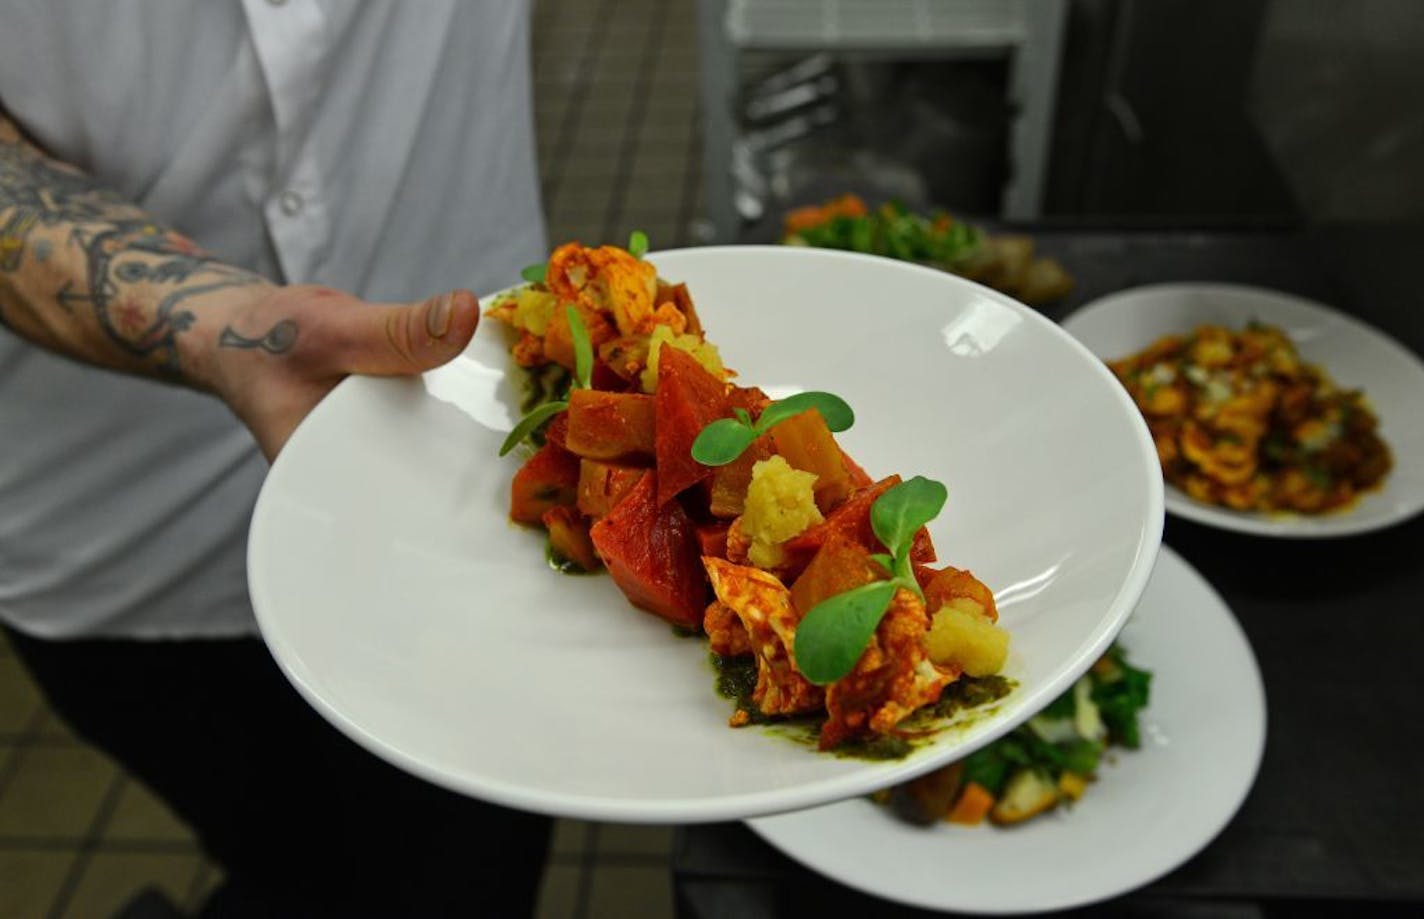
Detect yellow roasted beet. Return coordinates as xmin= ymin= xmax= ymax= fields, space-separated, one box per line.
xmin=926 ymin=601 xmax=1010 ymax=677
xmin=789 ymin=531 xmax=883 ymax=618
xmin=740 ymin=455 xmax=822 ymax=569
xmin=770 ymin=409 xmax=853 ymax=513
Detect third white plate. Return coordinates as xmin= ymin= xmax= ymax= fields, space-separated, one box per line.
xmin=747 ymin=545 xmax=1266 ymax=915
xmin=1062 ymin=283 xmax=1424 ymax=537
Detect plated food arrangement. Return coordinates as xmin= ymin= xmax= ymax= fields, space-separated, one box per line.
xmin=877 ymin=643 xmax=1151 ymax=828
xmin=1062 ymin=283 xmax=1424 ymax=537
xmin=486 ymin=235 xmax=1013 ymax=755
xmin=247 ymin=243 xmax=1162 ymax=822
xmin=782 ymin=194 xmax=1074 ymax=306
xmin=748 ymin=546 xmax=1265 ymax=915
xmin=1108 ymin=322 xmax=1391 ymax=515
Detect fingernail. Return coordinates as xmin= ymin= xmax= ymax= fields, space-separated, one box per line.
xmin=426 ymin=293 xmax=453 ymax=338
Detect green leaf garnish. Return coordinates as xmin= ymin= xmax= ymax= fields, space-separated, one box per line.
xmin=754 ymin=391 xmax=854 ymax=434
xmin=567 ymin=306 xmax=593 ymax=391
xmin=870 ymin=476 xmax=947 ymax=566
xmin=688 ymin=390 xmax=855 ymax=467
xmin=499 ymin=308 xmax=595 ymax=456
xmin=691 ymin=418 xmax=760 ymax=466
xmin=629 ymin=230 xmax=649 ymax=259
xmin=792 ymin=475 xmax=948 ymax=684
xmin=499 ymin=401 xmax=567 ymax=456
xmin=521 ymin=262 xmax=547 ymax=284
xmin=794 ymin=581 xmax=898 ymax=684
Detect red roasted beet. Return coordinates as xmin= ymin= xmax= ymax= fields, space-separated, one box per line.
xmin=509 ymin=441 xmax=580 ymax=526
xmin=653 ymin=347 xmax=731 ymax=506
xmin=779 ymin=476 xmax=937 ymax=578
xmin=693 ymin=519 xmax=731 ymax=560
xmin=590 ymin=471 xmax=707 ymax=628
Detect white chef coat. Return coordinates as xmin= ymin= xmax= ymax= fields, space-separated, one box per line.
xmin=0 ymin=0 xmax=546 ymax=638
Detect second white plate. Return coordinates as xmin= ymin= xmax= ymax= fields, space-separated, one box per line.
xmin=747 ymin=545 xmax=1266 ymax=915
xmin=1062 ymin=283 xmax=1424 ymax=537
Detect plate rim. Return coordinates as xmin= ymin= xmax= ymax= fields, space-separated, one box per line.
xmin=1061 ymin=280 xmax=1424 ymax=538
xmin=744 ymin=544 xmax=1268 ymax=914
xmin=248 ymin=245 xmax=1165 ymax=822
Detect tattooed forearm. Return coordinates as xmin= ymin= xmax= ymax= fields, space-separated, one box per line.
xmin=218 ymin=319 xmax=298 ymax=355
xmin=0 ymin=114 xmax=270 ymax=380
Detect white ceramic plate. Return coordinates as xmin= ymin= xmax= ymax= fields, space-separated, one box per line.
xmin=248 ymin=247 xmax=1162 ymax=823
xmin=747 ymin=545 xmax=1266 ymax=915
xmin=1062 ymin=283 xmax=1424 ymax=537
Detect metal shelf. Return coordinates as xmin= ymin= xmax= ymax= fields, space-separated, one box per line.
xmin=726 ymin=0 xmax=1026 ymax=54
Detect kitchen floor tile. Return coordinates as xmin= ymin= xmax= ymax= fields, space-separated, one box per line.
xmin=0 ymin=850 xmax=76 ymax=919
xmin=58 ymin=851 xmax=202 ymax=919
xmin=0 ymin=653 xmax=42 ymax=735
xmin=586 ymin=864 xmax=674 ymax=919
xmin=535 ymin=862 xmax=582 ymax=919
xmin=102 ymin=778 xmax=197 ymax=845
xmin=0 ymin=745 xmax=119 ymax=839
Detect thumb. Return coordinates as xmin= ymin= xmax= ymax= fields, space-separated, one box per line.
xmin=337 ymin=289 xmax=481 ymax=376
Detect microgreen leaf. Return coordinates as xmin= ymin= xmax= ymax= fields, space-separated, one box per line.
xmin=628 ymin=230 xmax=650 ymax=259
xmin=499 ymin=400 xmax=567 ymax=456
xmin=753 ymin=391 xmax=854 ymax=434
xmin=794 ymin=580 xmax=898 ymax=685
xmin=567 ymin=306 xmax=593 ymax=391
xmin=870 ymin=476 xmax=947 ymax=559
xmin=869 ymin=553 xmax=895 ymax=574
xmin=691 ymin=418 xmax=759 ymax=466
xmin=520 ymin=262 xmax=547 ymax=284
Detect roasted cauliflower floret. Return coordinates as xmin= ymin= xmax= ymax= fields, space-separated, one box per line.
xmin=820 ymin=587 xmax=952 ymax=750
xmin=639 ymin=324 xmax=725 ymax=393
xmin=703 ymin=558 xmax=823 ymax=718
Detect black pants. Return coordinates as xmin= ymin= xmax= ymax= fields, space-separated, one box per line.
xmin=7 ymin=628 xmax=551 ymax=918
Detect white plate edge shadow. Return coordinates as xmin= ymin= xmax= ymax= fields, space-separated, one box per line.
xmin=246 ymin=246 xmax=1165 ymax=823
xmin=745 ymin=545 xmax=1267 ymax=915
xmin=1060 ymin=281 xmax=1424 ymax=538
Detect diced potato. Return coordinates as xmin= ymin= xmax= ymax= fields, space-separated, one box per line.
xmin=740 ymin=456 xmax=823 ymax=569
xmin=990 ymin=769 xmax=1059 ymax=825
xmin=1057 ymin=770 xmax=1090 ymax=802
xmin=925 ymin=601 xmax=1010 ymax=677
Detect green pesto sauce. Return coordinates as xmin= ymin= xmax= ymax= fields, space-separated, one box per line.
xmin=709 ymin=655 xmax=1019 ymax=761
xmin=936 ymin=674 xmax=1015 ymax=718
xmin=521 ymin=363 xmax=571 ymax=414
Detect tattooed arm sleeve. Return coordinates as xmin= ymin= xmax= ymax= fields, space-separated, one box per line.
xmin=0 ymin=111 xmax=275 ymax=389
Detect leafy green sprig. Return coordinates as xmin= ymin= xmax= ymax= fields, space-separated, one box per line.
xmin=519 ymin=230 xmax=651 ymax=286
xmin=499 ymin=306 xmax=593 ymax=456
xmin=793 ymin=476 xmax=948 ymax=685
xmin=690 ymin=392 xmax=854 ymax=466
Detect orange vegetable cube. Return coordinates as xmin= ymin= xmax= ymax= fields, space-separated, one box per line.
xmin=654 ymin=346 xmax=730 ymax=506
xmin=589 ymin=472 xmax=708 ymax=628
xmin=565 ymin=390 xmax=656 ymax=460
xmin=509 ymin=441 xmax=580 ymax=526
xmin=542 ymin=506 xmax=601 ymax=572
xmin=769 ymin=409 xmax=854 ymax=513
xmin=576 ymin=459 xmax=647 ymax=519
